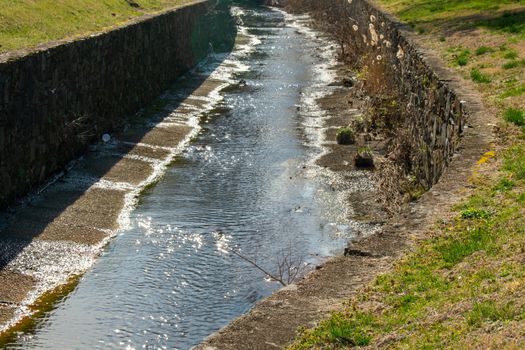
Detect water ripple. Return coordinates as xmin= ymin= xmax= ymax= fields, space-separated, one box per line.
xmin=5 ymin=7 xmax=365 ymax=350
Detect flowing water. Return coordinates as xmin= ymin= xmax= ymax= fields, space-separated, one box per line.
xmin=5 ymin=6 xmax=360 ymax=350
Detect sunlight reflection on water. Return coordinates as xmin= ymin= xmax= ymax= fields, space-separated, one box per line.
xmin=5 ymin=6 xmax=369 ymax=350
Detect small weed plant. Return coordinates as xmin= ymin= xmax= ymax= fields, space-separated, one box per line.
xmin=336 ymin=127 xmax=355 ymax=145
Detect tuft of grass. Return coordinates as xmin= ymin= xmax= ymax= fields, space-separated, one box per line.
xmin=504 ymin=108 xmax=525 ymax=126
xmin=503 ymin=145 xmax=525 ymax=179
xmin=505 ymin=58 xmax=525 ymax=69
xmin=336 ymin=127 xmax=355 ymax=145
xmin=467 ymin=301 xmax=516 ymax=328
xmin=436 ymin=226 xmax=494 ymax=267
xmin=503 ymin=50 xmax=519 ymax=60
xmin=470 ymin=69 xmax=491 ymax=83
xmin=475 ymin=46 xmax=494 ymax=56
xmin=493 ymin=178 xmax=515 ymax=192
xmin=291 ymin=313 xmax=374 ymax=349
xmin=455 ymin=50 xmax=471 ymax=66
xmin=500 ymin=83 xmax=525 ymax=98
xmin=460 ymin=208 xmax=491 ymax=219
xmin=355 ymin=146 xmax=375 ymax=168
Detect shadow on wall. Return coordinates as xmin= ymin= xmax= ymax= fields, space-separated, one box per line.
xmin=0 ymin=0 xmax=237 ymax=270
xmin=0 ymin=0 xmax=236 ymax=211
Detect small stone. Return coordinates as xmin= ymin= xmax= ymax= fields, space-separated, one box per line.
xmin=344 ymin=248 xmax=374 ymax=257
xmin=336 ymin=127 xmax=355 ymax=145
xmin=342 ymin=77 xmax=354 ymax=87
xmin=355 ymin=149 xmax=374 ymax=168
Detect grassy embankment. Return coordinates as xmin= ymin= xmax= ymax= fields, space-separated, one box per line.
xmin=291 ymin=0 xmax=525 ymax=348
xmin=0 ymin=0 xmax=196 ymax=53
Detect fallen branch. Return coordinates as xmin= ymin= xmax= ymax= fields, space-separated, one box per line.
xmin=228 ymin=248 xmax=288 ymax=287
xmin=215 ymin=232 xmax=310 ymax=286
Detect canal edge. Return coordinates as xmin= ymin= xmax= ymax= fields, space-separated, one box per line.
xmin=195 ymin=0 xmax=496 ymax=348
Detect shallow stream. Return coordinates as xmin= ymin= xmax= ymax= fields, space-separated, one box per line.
xmin=6 ymin=6 xmax=358 ymax=349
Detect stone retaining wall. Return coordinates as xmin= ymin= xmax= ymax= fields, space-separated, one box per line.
xmin=289 ymin=0 xmax=467 ymax=189
xmin=0 ymin=0 xmax=235 ymax=209
xmin=348 ymin=0 xmax=466 ymax=188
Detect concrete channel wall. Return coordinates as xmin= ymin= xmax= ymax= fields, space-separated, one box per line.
xmin=345 ymin=0 xmax=467 ymax=187
xmin=0 ymin=0 xmax=235 ymax=209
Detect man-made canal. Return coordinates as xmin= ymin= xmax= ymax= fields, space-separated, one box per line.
xmin=6 ymin=6 xmax=359 ymax=349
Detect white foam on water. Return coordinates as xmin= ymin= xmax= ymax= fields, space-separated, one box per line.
xmin=277 ymin=8 xmax=339 ymax=157
xmin=2 ymin=239 xmax=99 ymax=332
xmin=275 ymin=8 xmax=381 ymax=236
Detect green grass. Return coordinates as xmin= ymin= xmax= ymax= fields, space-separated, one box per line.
xmin=302 ymin=313 xmax=375 ymax=347
xmin=493 ymin=177 xmax=516 ymax=192
xmin=504 ymin=108 xmax=525 ymax=126
xmin=383 ymin=0 xmax=501 ymax=22
xmin=470 ymin=68 xmax=492 ymax=83
xmin=436 ymin=226 xmax=494 ymax=267
xmin=467 ymin=301 xmax=517 ymax=327
xmin=289 ymin=0 xmax=525 ymax=348
xmin=460 ymin=207 xmax=491 ymax=219
xmin=290 ymin=144 xmax=525 ymax=348
xmin=478 ymin=11 xmax=525 ymax=35
xmin=455 ymin=50 xmax=471 ymax=66
xmin=500 ymin=83 xmax=525 ymax=98
xmin=336 ymin=127 xmax=355 ymax=145
xmin=504 ymin=145 xmax=525 ymax=179
xmin=504 ymin=50 xmax=519 ymax=59
xmin=0 ymin=0 xmax=195 ymax=53
xmin=379 ymin=0 xmax=525 ymax=34
xmin=475 ymin=46 xmax=494 ymax=55
xmin=502 ymin=59 xmax=525 ymax=69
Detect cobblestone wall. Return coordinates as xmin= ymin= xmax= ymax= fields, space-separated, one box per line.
xmin=346 ymin=0 xmax=466 ymax=187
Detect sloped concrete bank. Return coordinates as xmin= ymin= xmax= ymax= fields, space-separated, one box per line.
xmin=196 ymin=0 xmax=495 ymax=349
xmin=0 ymin=0 xmax=236 ymax=209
